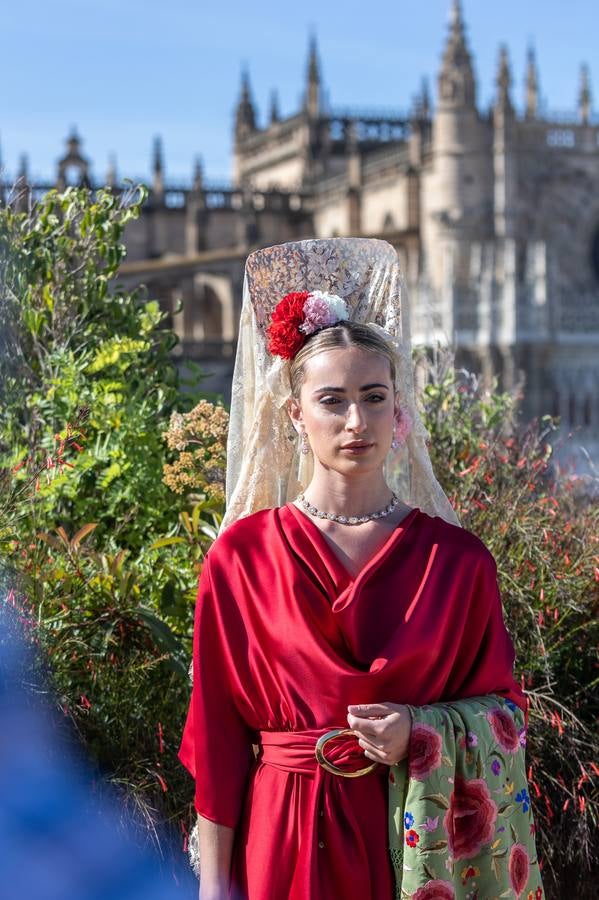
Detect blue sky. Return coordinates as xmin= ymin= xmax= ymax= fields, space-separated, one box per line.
xmin=2 ymin=0 xmax=596 ymax=185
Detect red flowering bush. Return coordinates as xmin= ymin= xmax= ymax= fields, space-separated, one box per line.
xmin=420 ymin=350 xmax=598 ymax=897
xmin=412 ymin=880 xmax=455 ymax=900
xmin=408 ymin=722 xmax=443 ymax=780
xmin=486 ymin=707 xmax=520 ymax=753
xmin=443 ymin=775 xmax=498 ymax=859
xmin=266 ymin=291 xmax=310 ymax=359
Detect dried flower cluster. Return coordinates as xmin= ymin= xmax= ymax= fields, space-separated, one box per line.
xmin=162 ymin=400 xmax=229 ymax=502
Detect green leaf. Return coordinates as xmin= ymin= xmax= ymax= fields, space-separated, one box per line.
xmin=418 ymin=839 xmax=448 ymax=852
xmin=476 ymin=751 xmax=483 ymax=778
xmin=133 ymin=606 xmax=187 ymax=677
xmin=497 ymin=802 xmax=514 ymax=815
xmin=423 ymin=862 xmax=437 ymax=880
xmin=148 ymin=536 xmax=187 ymax=550
xmin=71 ymin=523 xmax=98 ymax=548
xmin=420 ymin=793 xmax=450 ymax=810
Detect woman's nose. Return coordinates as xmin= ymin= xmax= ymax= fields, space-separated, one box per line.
xmin=345 ymin=402 xmax=367 ymax=431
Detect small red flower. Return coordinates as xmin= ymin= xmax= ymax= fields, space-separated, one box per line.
xmin=405 ymin=828 xmax=420 ymax=848
xmin=155 ymin=772 xmax=168 ymax=793
xmin=509 ymin=843 xmax=530 ymax=897
xmin=412 ymin=880 xmax=455 ymax=899
xmin=266 ymin=291 xmax=310 ymax=359
xmin=487 ymin=707 xmax=520 ymax=753
xmin=408 ymin=723 xmax=443 ymax=780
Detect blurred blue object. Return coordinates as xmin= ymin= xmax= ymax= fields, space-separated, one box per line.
xmin=0 ymin=598 xmax=196 ymax=900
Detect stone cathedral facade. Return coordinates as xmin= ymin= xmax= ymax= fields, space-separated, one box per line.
xmin=10 ymin=1 xmax=599 ymax=466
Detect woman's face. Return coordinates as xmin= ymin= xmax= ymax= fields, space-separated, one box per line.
xmin=288 ymin=345 xmax=401 ymax=474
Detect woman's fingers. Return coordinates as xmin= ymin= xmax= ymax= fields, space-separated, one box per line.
xmin=357 ymin=735 xmax=395 ymax=765
xmin=347 ymin=709 xmax=401 ymax=739
xmin=347 ymin=702 xmax=396 ymax=717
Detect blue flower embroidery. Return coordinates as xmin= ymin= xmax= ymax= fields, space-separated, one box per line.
xmin=515 ymin=788 xmax=530 ymax=812
xmin=404 ymin=811 xmax=414 ymax=829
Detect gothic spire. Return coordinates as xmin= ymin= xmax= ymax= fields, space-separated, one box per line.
xmin=578 ymin=63 xmax=591 ymax=124
xmin=106 ymin=154 xmax=117 ymax=188
xmin=192 ymin=155 xmax=204 ymax=192
xmin=235 ymin=65 xmax=257 ymax=139
xmin=307 ymin=31 xmax=320 ymax=86
xmin=152 ymin=135 xmax=163 ymax=175
xmin=410 ymin=77 xmax=431 ymax=120
xmin=304 ymin=32 xmax=321 ymax=118
xmin=17 ymin=152 xmax=29 ymax=181
xmin=269 ymin=89 xmax=280 ymax=124
xmin=525 ymin=45 xmax=538 ymax=119
xmin=438 ymin=0 xmax=476 ymax=108
xmin=495 ymin=44 xmax=513 ymax=115
xmin=420 ymin=76 xmax=431 ymax=118
xmin=152 ymin=136 xmax=164 ymax=196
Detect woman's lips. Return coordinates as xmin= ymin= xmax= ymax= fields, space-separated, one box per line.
xmin=340 ymin=443 xmax=374 ymax=454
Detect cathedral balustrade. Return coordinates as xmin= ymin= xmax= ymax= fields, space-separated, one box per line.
xmin=200 ymin=185 xmax=309 ymax=212
xmin=556 ymin=295 xmax=599 ymax=334
xmin=327 ymin=110 xmax=411 ymax=145
xmin=539 ymin=108 xmax=599 ymax=126
xmin=0 ymin=176 xmax=311 ymax=216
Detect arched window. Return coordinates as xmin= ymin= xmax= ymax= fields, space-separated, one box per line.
xmin=583 ymin=393 xmax=592 ymax=427
xmin=382 ymin=212 xmax=396 ymax=232
xmin=200 ymin=284 xmax=223 ymax=339
xmin=568 ymin=393 xmax=576 ymax=427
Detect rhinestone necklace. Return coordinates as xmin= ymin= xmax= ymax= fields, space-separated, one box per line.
xmin=295 ymin=491 xmax=400 ymax=525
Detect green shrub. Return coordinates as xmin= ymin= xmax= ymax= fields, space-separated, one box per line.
xmin=0 ymin=185 xmax=223 ymax=861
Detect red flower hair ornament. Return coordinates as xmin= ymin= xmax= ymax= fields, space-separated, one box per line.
xmin=266 ymin=290 xmax=350 ymax=360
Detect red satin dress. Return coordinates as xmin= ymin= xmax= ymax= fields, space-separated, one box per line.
xmin=178 ymin=503 xmax=525 ymax=900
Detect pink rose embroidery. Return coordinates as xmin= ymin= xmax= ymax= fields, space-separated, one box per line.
xmin=409 ymin=722 xmax=443 ymax=780
xmin=509 ymin=843 xmax=531 ymax=897
xmin=412 ymin=880 xmax=455 ymax=900
xmin=487 ymin=707 xmax=520 ymax=753
xmin=443 ymin=775 xmax=498 ymax=859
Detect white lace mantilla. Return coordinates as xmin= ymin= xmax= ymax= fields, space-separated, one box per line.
xmin=221 ymin=237 xmax=459 ymax=534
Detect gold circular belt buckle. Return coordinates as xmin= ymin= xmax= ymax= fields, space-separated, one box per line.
xmin=315 ymin=728 xmax=378 ymax=777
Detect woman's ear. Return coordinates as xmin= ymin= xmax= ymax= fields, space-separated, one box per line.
xmin=286 ymin=396 xmax=303 ymax=433
xmin=393 ymin=391 xmax=402 ymax=422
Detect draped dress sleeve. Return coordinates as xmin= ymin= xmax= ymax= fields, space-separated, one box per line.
xmin=178 ymin=552 xmax=255 ymax=829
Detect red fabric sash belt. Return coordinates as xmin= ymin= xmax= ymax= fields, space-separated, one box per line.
xmin=257 ymin=728 xmax=380 ymax=776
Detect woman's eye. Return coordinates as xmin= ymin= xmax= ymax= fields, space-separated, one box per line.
xmin=320 ymin=395 xmax=385 ymax=404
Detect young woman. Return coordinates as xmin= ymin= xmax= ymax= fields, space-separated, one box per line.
xmin=178 ymin=239 xmax=543 ymax=900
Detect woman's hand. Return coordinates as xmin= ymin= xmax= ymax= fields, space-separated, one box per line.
xmin=347 ymin=702 xmax=412 ymax=766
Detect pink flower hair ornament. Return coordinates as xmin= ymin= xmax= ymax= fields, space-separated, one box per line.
xmin=392 ymin=403 xmax=413 ymax=448
xmin=266 ymin=290 xmax=349 ymax=360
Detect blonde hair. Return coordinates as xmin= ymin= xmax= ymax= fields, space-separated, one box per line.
xmin=288 ymin=322 xmax=397 ymax=399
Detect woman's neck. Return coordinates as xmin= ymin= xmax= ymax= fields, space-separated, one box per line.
xmin=301 ymin=473 xmax=396 ymax=518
